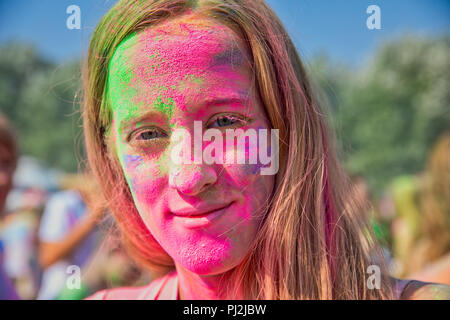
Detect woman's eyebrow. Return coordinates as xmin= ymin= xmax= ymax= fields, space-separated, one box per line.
xmin=118 ymin=96 xmax=252 ymax=132
xmin=118 ymin=110 xmax=164 ymax=133
xmin=202 ymin=96 xmax=250 ymax=108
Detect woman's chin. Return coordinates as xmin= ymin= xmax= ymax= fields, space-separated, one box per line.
xmin=175 ymin=252 xmax=239 ymax=276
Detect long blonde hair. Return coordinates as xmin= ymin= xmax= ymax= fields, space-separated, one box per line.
xmin=83 ymin=0 xmax=393 ymax=299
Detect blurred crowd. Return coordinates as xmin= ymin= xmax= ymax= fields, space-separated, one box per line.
xmin=0 ymin=113 xmax=149 ymax=299
xmin=352 ymin=131 xmax=450 ymax=286
xmin=0 ymin=110 xmax=449 ymax=299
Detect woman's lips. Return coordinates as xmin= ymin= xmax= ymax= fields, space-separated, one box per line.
xmin=171 ymin=202 xmax=234 ymax=228
xmin=171 ymin=202 xmax=233 ymax=217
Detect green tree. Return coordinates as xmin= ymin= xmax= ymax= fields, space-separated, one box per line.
xmin=0 ymin=43 xmax=83 ymax=172
xmin=309 ymin=35 xmax=450 ymax=196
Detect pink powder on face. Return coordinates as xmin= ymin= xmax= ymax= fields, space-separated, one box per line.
xmin=127 ymin=17 xmax=251 ymax=117
xmin=109 ymin=12 xmax=275 ymax=277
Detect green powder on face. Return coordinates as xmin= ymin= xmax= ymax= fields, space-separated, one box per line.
xmin=108 ymin=32 xmax=139 ymax=87
xmin=149 ymin=50 xmax=162 ymax=72
xmin=157 ymin=85 xmax=169 ymax=93
xmin=184 ymin=74 xmax=203 ymax=84
xmin=107 ymin=32 xmax=143 ymax=122
xmin=153 ymin=96 xmax=175 ymax=118
xmin=155 ymin=155 xmax=170 ymax=176
xmin=148 ymin=50 xmax=160 ymax=60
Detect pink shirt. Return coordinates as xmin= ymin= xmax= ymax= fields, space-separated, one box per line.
xmin=86 ymin=271 xmax=178 ymax=300
xmin=87 ymin=272 xmax=415 ymax=300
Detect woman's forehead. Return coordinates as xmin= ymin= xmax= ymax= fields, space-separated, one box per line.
xmin=107 ymin=14 xmax=252 ymax=120
xmin=109 ymin=13 xmax=250 ymax=78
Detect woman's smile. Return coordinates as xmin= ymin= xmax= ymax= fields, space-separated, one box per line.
xmin=170 ymin=201 xmax=235 ymax=229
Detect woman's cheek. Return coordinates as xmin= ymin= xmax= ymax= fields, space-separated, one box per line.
xmin=222 ymin=133 xmax=262 ymax=186
xmin=222 ymin=135 xmax=275 ymax=222
xmin=120 ymin=152 xmax=167 ymax=209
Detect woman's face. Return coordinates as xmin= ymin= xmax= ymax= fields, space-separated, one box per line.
xmin=107 ymin=14 xmax=275 ymax=275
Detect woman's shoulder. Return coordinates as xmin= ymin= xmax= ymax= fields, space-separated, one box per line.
xmin=86 ymin=271 xmax=178 ymax=300
xmin=395 ymin=278 xmax=450 ymax=300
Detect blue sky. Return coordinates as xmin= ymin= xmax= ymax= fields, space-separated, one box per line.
xmin=0 ymin=0 xmax=449 ymax=66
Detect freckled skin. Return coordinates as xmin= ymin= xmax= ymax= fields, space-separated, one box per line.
xmin=107 ymin=13 xmax=275 ymax=296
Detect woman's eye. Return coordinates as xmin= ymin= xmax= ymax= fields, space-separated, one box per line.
xmin=209 ymin=115 xmax=246 ymax=128
xmin=133 ymin=128 xmax=166 ymax=141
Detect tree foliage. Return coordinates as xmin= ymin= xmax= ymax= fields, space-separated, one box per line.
xmin=0 ymin=43 xmax=84 ymax=172
xmin=309 ymin=35 xmax=450 ymax=196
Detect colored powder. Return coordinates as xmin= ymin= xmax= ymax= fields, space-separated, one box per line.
xmin=153 ymin=96 xmax=176 ymax=118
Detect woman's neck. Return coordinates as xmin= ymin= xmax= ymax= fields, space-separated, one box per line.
xmin=175 ymin=263 xmax=238 ymax=300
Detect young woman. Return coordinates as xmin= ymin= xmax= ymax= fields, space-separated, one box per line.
xmin=83 ymin=0 xmax=449 ymax=299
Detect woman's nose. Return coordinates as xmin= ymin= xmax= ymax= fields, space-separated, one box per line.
xmin=169 ymin=163 xmax=217 ymax=196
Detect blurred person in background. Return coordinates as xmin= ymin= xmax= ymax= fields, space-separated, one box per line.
xmin=409 ymin=132 xmax=450 ymax=284
xmin=349 ymin=175 xmax=393 ymax=270
xmin=0 ymin=113 xmax=17 ymax=224
xmin=56 ymin=228 xmax=149 ymax=300
xmin=37 ymin=173 xmax=148 ymax=300
xmin=36 ymin=173 xmax=106 ymax=299
xmin=391 ymin=131 xmax=450 ymax=285
xmin=0 ymin=112 xmax=19 ymax=299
